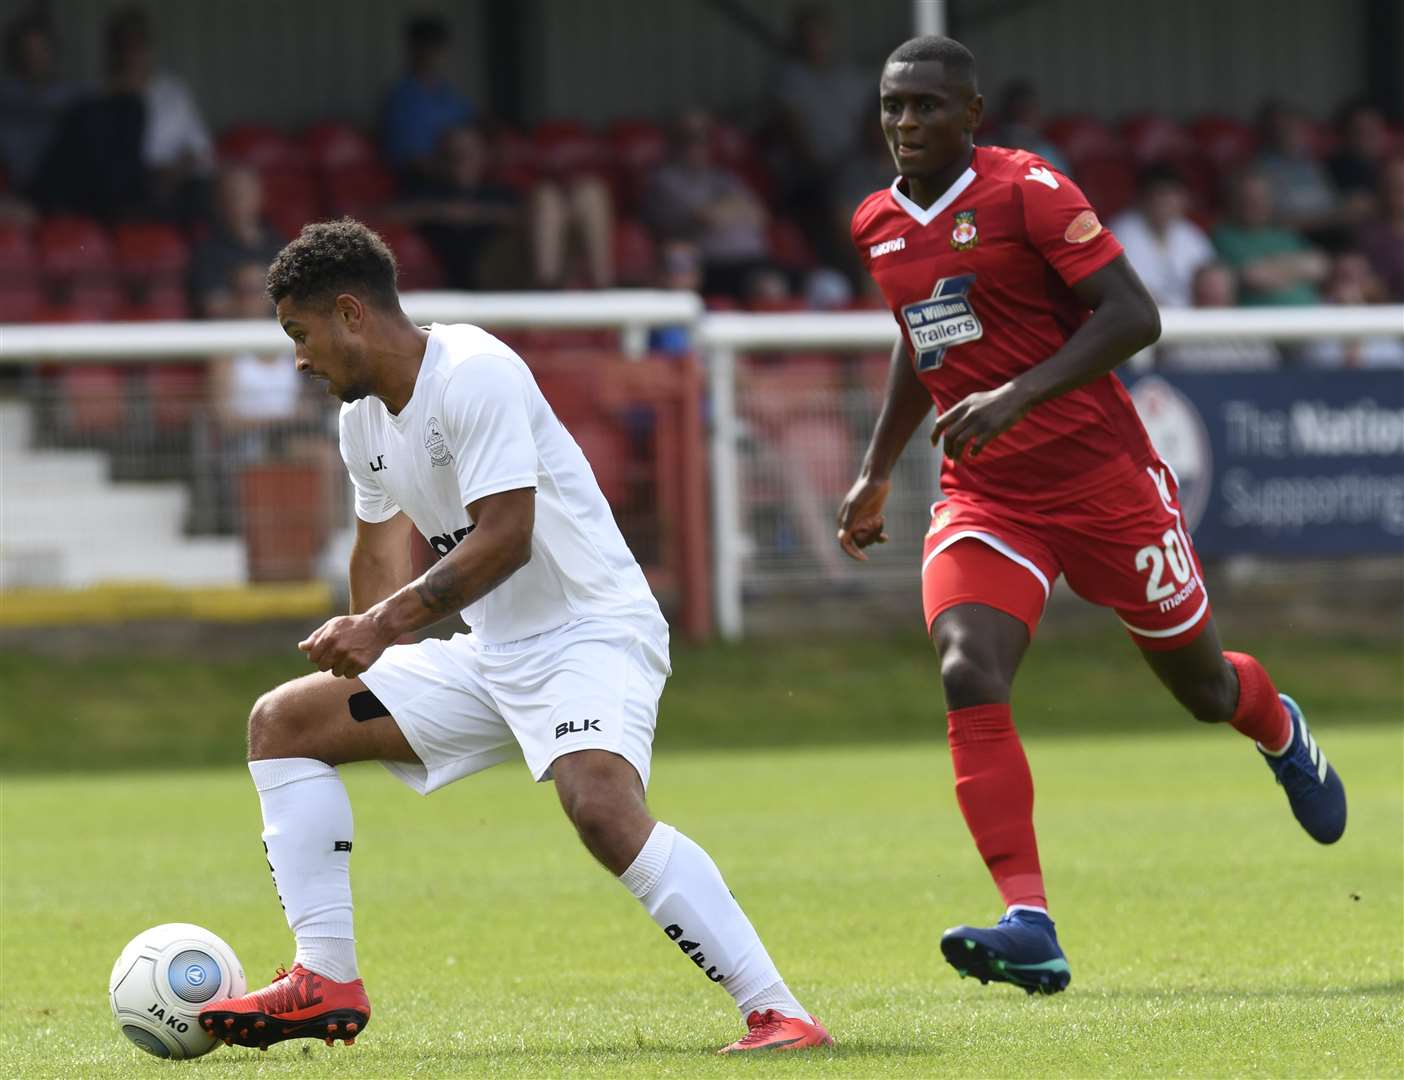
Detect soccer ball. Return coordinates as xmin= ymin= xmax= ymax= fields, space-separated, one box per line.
xmin=109 ymin=923 xmax=246 ymax=1058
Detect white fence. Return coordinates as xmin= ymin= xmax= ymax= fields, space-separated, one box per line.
xmin=2 ymin=296 xmax=1401 ymax=638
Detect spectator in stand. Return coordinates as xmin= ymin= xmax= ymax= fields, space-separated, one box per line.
xmin=1356 ymin=156 xmax=1404 ymax=301
xmin=390 ymin=124 xmax=522 ymax=289
xmin=189 ymin=165 xmax=285 ymax=317
xmin=985 ymin=80 xmax=1069 ymax=175
xmin=645 ymin=108 xmax=772 ymax=300
xmin=36 ymin=4 xmax=212 ymax=222
xmin=1111 ymin=164 xmax=1215 ymax=308
xmin=647 ymin=241 xmax=703 ymax=355
xmin=1157 ymin=262 xmax=1280 ymax=370
xmin=1213 ymin=169 xmax=1329 ymax=306
xmin=1327 ymin=101 xmax=1391 ymax=221
xmin=1254 ymin=101 xmax=1343 ymax=242
xmin=771 ymin=3 xmax=869 ymax=269
xmin=0 ymin=11 xmax=79 ymax=195
xmin=382 ymin=14 xmax=476 ymax=182
xmin=1303 ymin=253 xmax=1404 ymax=368
xmin=207 ymin=261 xmax=338 ymax=531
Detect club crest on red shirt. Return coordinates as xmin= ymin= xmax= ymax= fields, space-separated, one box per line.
xmin=950 ymin=209 xmax=978 ymax=251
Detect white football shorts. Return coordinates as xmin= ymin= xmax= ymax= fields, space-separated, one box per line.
xmin=359 ymin=614 xmax=670 ymax=794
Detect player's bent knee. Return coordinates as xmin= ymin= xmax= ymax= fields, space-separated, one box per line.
xmin=939 ymin=650 xmax=1012 ymax=710
xmin=247 ymin=682 xmax=323 ymax=762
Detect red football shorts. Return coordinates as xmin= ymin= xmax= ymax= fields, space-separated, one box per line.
xmin=921 ymin=464 xmax=1211 ymax=650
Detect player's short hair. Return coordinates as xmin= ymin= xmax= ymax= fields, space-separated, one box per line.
xmin=266 ymin=219 xmax=399 ymax=311
xmin=885 ymin=35 xmax=978 ymax=91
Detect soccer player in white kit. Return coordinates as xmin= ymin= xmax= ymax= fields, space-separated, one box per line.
xmin=198 ymin=221 xmax=831 ymax=1056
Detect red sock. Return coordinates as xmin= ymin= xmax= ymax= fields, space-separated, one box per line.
xmin=1224 ymin=652 xmax=1292 ymax=752
xmin=946 ymin=704 xmax=1047 ymax=912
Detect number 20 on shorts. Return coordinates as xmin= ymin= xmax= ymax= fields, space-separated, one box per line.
xmin=1135 ymin=530 xmax=1192 ymax=603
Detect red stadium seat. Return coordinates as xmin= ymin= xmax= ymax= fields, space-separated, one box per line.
xmin=1120 ymin=113 xmax=1196 ymax=164
xmin=0 ymin=284 xmax=41 ymax=322
xmin=55 ymin=365 xmax=127 ymax=435
xmin=1189 ymin=115 xmax=1258 ymax=170
xmin=303 ymin=122 xmax=379 ymax=172
xmin=115 ymin=285 xmax=190 ymax=321
xmin=145 ymin=364 xmax=208 ymax=430
xmin=323 ymin=163 xmax=397 ymax=217
xmin=1076 ymin=155 xmax=1137 ymax=219
xmin=113 ymin=222 xmax=189 ymax=289
xmin=613 ymin=218 xmax=657 ymax=286
xmin=374 ymin=224 xmax=444 ymax=290
xmin=260 ymin=170 xmax=321 ymax=238
xmin=489 ymin=126 xmax=539 ymax=191
xmin=533 ymin=120 xmax=606 ymax=178
xmin=768 ymin=218 xmax=818 ymax=272
xmin=37 ymin=216 xmax=114 ymax=279
xmin=216 ymin=125 xmax=308 ymax=173
xmin=0 ymin=224 xmax=36 ymax=285
xmin=1044 ymin=114 xmax=1122 ymax=166
xmin=607 ymin=119 xmax=668 ymax=174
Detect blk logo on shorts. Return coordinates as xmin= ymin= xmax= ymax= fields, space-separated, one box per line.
xmin=555 ymin=718 xmax=602 ymax=739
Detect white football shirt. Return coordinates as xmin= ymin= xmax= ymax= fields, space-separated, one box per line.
xmin=338 ymin=322 xmax=663 ymax=644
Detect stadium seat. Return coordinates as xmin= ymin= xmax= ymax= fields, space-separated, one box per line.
xmin=53 ymin=365 xmax=127 ymax=435
xmin=613 ymin=218 xmax=657 ymax=286
xmin=144 ymin=364 xmax=208 ymax=430
xmin=216 ymin=125 xmax=309 ymax=173
xmin=374 ymin=224 xmax=444 ymax=290
xmin=115 ymin=285 xmax=190 ymax=321
xmin=768 ymin=218 xmax=818 ymax=272
xmin=1189 ymin=114 xmax=1258 ymax=169
xmin=260 ymin=171 xmax=322 ymax=239
xmin=489 ymin=126 xmax=539 ymax=191
xmin=323 ymin=163 xmax=397 ymax=217
xmin=0 ymin=283 xmax=41 ymax=322
xmin=113 ymin=222 xmax=189 ymax=288
xmin=1119 ymin=113 xmax=1196 ymax=164
xmin=532 ymin=119 xmax=606 ymax=178
xmin=38 ymin=216 xmax=115 ymax=279
xmin=0 ymin=224 xmax=36 ymax=285
xmin=1044 ymin=114 xmax=1122 ymax=166
xmin=606 ymin=118 xmax=668 ymax=210
xmin=303 ymin=122 xmax=379 ymax=172
xmin=1075 ymin=155 xmax=1137 ymax=219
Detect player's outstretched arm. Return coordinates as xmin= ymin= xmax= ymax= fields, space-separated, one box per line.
xmin=837 ymin=336 xmax=934 ymax=560
xmin=932 ymin=255 xmax=1160 ymax=462
xmin=300 ymin=488 xmax=535 ymax=677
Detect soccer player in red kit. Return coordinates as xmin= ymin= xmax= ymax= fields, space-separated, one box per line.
xmin=838 ymin=36 xmax=1346 ymax=995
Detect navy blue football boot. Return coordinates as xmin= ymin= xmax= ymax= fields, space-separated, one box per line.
xmin=1259 ymin=694 xmax=1346 ymax=844
xmin=940 ymin=908 xmax=1071 ymax=995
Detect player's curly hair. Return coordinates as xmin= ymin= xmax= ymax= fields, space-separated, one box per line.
xmin=265 ymin=218 xmax=399 ymax=310
xmin=886 ymin=35 xmax=977 ymax=87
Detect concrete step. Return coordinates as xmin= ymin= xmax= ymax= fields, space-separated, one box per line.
xmin=1 ymin=485 xmax=189 ymax=543
xmin=0 ymin=401 xmax=33 ymax=454
xmin=2 ymin=536 xmax=248 ymax=589
xmin=0 ymin=450 xmax=110 ymax=491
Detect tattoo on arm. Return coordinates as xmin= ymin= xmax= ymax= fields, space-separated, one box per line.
xmin=413 ymin=561 xmax=462 ymax=613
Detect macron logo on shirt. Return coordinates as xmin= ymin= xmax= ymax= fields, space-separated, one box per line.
xmin=870 ymin=237 xmax=906 ymax=258
xmin=1024 ymin=167 xmax=1059 ymax=190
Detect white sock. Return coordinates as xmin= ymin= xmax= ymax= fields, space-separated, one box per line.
xmin=620 ymin=822 xmax=807 ymax=1021
xmin=249 ymin=757 xmax=359 ymax=983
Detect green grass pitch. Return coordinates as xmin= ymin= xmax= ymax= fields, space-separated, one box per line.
xmin=3 ymin=717 xmax=1401 ymax=1076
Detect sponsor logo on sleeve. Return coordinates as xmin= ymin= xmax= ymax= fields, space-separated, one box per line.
xmin=1064 ymin=209 xmax=1103 ymax=244
xmin=1024 ymin=166 xmax=1060 ymax=190
xmin=900 ymin=274 xmax=983 ymax=372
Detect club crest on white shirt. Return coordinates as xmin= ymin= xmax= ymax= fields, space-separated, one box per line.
xmin=425 ymin=416 xmax=453 ymax=467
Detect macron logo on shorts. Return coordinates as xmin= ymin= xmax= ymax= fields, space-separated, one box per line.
xmin=870 ymin=237 xmax=906 ymax=258
xmin=555 ymin=718 xmax=602 ymax=739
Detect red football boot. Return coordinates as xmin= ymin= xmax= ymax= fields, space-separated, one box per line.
xmin=198 ymin=963 xmax=370 ymax=1050
xmin=717 ymin=1009 xmax=833 ymax=1053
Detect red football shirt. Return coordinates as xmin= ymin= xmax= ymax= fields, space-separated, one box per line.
xmin=852 ymin=144 xmax=1158 ymax=506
